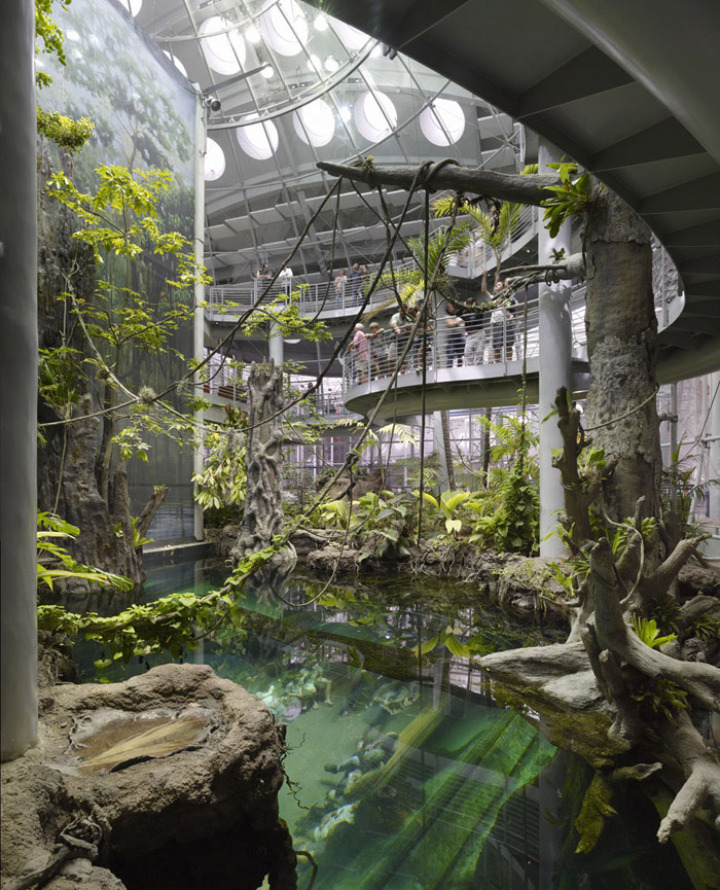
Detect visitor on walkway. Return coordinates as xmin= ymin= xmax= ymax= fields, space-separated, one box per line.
xmin=366 ymin=321 xmax=388 ymax=378
xmin=278 ymin=264 xmax=293 ymax=296
xmin=462 ymin=295 xmax=485 ymax=365
xmin=349 ymin=323 xmax=369 ymax=383
xmin=254 ymin=263 xmax=272 ymax=303
xmin=409 ymin=307 xmax=433 ymax=372
xmin=334 ymin=269 xmax=347 ymax=308
xmin=349 ymin=263 xmax=363 ymax=305
xmin=482 ymin=269 xmax=513 ymax=362
xmin=438 ymin=301 xmax=465 ymax=368
xmin=390 ymin=304 xmax=412 ymax=372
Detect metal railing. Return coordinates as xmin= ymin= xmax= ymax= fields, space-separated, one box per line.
xmin=445 ymin=204 xmax=538 ymax=279
xmin=340 ymin=293 xmax=588 ymax=392
xmin=206 ymin=262 xmax=415 ymax=322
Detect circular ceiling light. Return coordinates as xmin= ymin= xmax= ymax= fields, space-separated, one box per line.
xmin=314 ymin=14 xmax=329 ymax=31
xmin=235 ymin=114 xmax=279 ymax=160
xmin=331 ymin=19 xmax=370 ymax=51
xmin=324 ymin=55 xmax=339 ymax=73
xmin=246 ymin=25 xmax=261 ymax=44
xmin=293 ymin=99 xmax=335 ymax=147
xmin=199 ymin=16 xmax=246 ymax=75
xmin=261 ymin=65 xmax=274 ymax=79
xmin=354 ymin=91 xmax=397 ymax=142
xmin=420 ymin=98 xmax=465 ymax=146
xmin=204 ymin=138 xmax=226 ymax=181
xmin=260 ymin=0 xmax=308 ymax=57
xmin=163 ymin=50 xmax=187 ymax=78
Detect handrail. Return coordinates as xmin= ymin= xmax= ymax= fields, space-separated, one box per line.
xmin=339 ymin=293 xmax=587 ymax=396
xmin=206 ymin=260 xmax=416 ymax=322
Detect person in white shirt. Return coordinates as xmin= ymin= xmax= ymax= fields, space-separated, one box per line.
xmin=278 ymin=264 xmax=293 ymax=296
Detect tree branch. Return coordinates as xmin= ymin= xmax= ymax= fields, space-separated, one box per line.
xmin=656 ymin=710 xmax=720 ymax=842
xmin=590 ymin=539 xmax=720 ymax=710
xmin=316 ymin=160 xmax=561 ymax=206
xmin=641 ymin=535 xmax=710 ymax=598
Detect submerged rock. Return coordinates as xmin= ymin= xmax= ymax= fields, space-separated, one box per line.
xmin=1 ymin=664 xmax=296 ymax=890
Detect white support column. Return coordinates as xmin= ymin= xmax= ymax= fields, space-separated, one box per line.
xmin=1 ymin=0 xmax=38 ymax=760
xmin=433 ymin=413 xmax=451 ymax=491
xmin=269 ymin=323 xmax=284 ymax=366
xmin=538 ymin=143 xmax=573 ymax=557
xmin=193 ymin=94 xmax=206 ymax=542
xmin=707 ymin=372 xmax=720 ymax=559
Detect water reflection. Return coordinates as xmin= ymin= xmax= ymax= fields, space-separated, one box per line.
xmin=84 ymin=560 xmax=693 ymax=889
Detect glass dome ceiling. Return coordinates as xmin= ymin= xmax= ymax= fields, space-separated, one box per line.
xmin=128 ymin=0 xmax=530 ymax=284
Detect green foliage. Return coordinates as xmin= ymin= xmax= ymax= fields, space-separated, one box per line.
xmin=42 ymin=164 xmax=210 ymax=479
xmin=631 ymin=616 xmax=677 ymax=650
xmin=468 ymin=464 xmax=539 ymax=554
xmin=692 ymin=612 xmax=720 ymax=641
xmin=192 ymin=410 xmax=247 ymax=526
xmin=432 ymin=195 xmax=523 ymax=275
xmin=420 ymin=489 xmax=472 ymax=536
xmin=380 ymin=224 xmax=472 ymax=308
xmin=315 ymin=490 xmax=415 ymax=563
xmin=540 ymin=161 xmax=592 ymax=238
xmin=37 ymin=512 xmax=134 ymax=592
xmin=37 ymin=111 xmax=94 ymax=154
xmin=462 ymin=413 xmax=540 ymax=554
xmin=38 ymin=344 xmax=85 ymax=412
xmin=35 ymin=0 xmax=71 ymax=86
xmin=632 ymin=677 xmax=689 ymax=724
xmin=37 ymin=540 xmax=283 ymax=674
xmin=661 ymin=442 xmax=718 ymax=538
xmin=240 ymin=291 xmax=332 ymax=346
xmin=411 ymin=622 xmax=473 ymax=659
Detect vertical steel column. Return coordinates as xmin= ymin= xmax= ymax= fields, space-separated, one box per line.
xmin=1 ymin=0 xmax=38 ymax=760
xmin=538 ymin=143 xmax=573 ymax=557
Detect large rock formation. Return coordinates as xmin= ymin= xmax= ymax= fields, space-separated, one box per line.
xmin=1 ymin=664 xmax=296 ymax=890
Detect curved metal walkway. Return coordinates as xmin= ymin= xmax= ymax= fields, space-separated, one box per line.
xmin=305 ymin=0 xmax=720 ymax=384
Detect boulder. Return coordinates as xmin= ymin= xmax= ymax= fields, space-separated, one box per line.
xmin=1 ymin=664 xmax=296 ymax=890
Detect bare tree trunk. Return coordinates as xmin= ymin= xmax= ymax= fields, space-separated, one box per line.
xmin=583 ymin=185 xmax=662 ymax=526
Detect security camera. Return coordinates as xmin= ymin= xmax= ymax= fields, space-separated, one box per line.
xmin=209 ymin=98 xmax=221 ymax=112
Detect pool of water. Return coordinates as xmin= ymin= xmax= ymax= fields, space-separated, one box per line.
xmin=77 ymin=558 xmax=695 ymax=890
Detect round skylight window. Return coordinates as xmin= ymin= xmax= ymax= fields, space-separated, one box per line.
xmin=331 ymin=19 xmax=370 ymax=52
xmin=199 ymin=16 xmax=246 ymax=75
xmin=235 ymin=114 xmax=279 ymax=160
xmin=420 ymin=98 xmax=465 ymax=146
xmin=204 ymin=138 xmax=226 ymax=181
xmin=260 ymin=0 xmax=308 ymax=57
xmin=354 ymin=91 xmax=397 ymax=142
xmin=293 ymin=99 xmax=335 ymax=147
xmin=163 ymin=50 xmax=187 ymax=79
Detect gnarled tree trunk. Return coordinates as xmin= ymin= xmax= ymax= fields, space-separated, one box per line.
xmin=231 ymin=361 xmax=296 ymax=593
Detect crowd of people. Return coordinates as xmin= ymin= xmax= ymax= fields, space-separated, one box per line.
xmin=251 ymin=259 xmax=518 ymax=385
xmin=346 ymin=271 xmax=519 ymax=384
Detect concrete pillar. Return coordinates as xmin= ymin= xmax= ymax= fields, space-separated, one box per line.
xmin=538 ymin=143 xmax=573 ymax=558
xmin=193 ymin=93 xmax=206 ymax=542
xmin=1 ymin=0 xmax=38 ymax=760
xmin=707 ymin=372 xmax=720 ymax=559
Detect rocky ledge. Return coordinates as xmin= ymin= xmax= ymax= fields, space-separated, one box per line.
xmin=1 ymin=664 xmax=296 ymax=890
